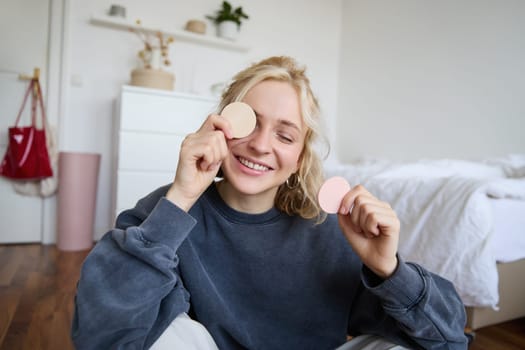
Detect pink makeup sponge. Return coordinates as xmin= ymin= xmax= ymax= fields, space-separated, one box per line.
xmin=318 ymin=176 xmax=351 ymax=214
xmin=221 ymin=102 xmax=256 ymax=138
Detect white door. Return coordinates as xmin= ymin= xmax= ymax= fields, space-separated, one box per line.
xmin=0 ymin=0 xmax=51 ymax=243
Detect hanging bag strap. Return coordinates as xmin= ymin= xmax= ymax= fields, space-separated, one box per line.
xmin=13 ymin=78 xmax=48 ymax=129
xmin=31 ymin=79 xmax=38 ymax=126
xmin=13 ymin=79 xmax=35 ymax=127
xmin=34 ymin=79 xmax=48 ymax=129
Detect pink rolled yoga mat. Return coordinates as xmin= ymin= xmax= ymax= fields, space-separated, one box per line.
xmin=57 ymin=152 xmax=101 ymax=251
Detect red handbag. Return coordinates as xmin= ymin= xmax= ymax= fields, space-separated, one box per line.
xmin=0 ymin=78 xmax=53 ymax=180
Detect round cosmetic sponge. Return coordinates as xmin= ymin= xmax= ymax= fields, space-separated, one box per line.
xmin=318 ymin=176 xmax=351 ymax=214
xmin=221 ymin=102 xmax=256 ymax=138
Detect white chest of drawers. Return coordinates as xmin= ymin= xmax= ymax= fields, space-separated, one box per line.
xmin=112 ymin=86 xmax=218 ymax=219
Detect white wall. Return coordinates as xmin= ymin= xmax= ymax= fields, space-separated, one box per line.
xmin=61 ymin=0 xmax=342 ymax=239
xmin=338 ymin=0 xmax=525 ymax=162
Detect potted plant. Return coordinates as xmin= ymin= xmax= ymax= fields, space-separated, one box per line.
xmin=207 ymin=1 xmax=249 ymax=41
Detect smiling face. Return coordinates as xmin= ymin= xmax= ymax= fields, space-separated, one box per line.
xmin=219 ymin=80 xmax=307 ymax=211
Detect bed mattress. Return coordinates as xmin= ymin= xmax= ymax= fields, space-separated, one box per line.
xmin=490 ymin=197 xmax=525 ymax=263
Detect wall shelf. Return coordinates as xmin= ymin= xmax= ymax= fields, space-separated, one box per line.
xmin=90 ymin=14 xmax=250 ymax=52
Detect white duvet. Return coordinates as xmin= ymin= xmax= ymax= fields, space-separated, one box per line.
xmin=324 ymin=155 xmax=525 ymax=308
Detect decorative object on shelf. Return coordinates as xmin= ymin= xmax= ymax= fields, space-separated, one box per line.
xmin=207 ymin=1 xmax=249 ymax=41
xmin=131 ymin=68 xmax=175 ymax=91
xmin=108 ymin=4 xmax=126 ymax=18
xmin=185 ymin=19 xmax=206 ymax=34
xmin=217 ymin=21 xmax=237 ymax=41
xmin=129 ymin=20 xmax=175 ymax=90
xmin=131 ymin=21 xmax=174 ymax=69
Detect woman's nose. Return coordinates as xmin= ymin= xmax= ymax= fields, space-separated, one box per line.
xmin=247 ymin=128 xmax=272 ymax=153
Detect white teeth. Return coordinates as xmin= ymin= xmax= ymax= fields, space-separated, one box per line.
xmin=239 ymin=157 xmax=269 ymax=171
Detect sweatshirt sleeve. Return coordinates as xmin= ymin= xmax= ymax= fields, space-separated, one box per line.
xmin=71 ymin=195 xmax=196 ymax=350
xmin=349 ymin=256 xmax=469 ymax=349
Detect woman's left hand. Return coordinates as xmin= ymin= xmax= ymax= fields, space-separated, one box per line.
xmin=337 ymin=185 xmax=400 ymax=279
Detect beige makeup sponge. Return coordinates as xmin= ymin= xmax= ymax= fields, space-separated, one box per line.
xmin=221 ymin=102 xmax=256 ymax=138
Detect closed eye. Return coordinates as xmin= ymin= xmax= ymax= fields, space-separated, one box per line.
xmin=277 ymin=133 xmax=294 ymax=144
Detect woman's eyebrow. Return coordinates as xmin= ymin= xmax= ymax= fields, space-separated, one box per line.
xmin=253 ymin=110 xmax=302 ymax=132
xmin=277 ymin=119 xmax=302 ymax=133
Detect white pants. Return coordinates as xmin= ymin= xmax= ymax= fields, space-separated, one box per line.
xmin=150 ymin=313 xmax=407 ymax=350
xmin=149 ymin=313 xmax=218 ymax=350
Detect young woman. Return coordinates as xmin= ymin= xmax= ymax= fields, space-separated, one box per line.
xmin=72 ymin=56 xmax=468 ymax=350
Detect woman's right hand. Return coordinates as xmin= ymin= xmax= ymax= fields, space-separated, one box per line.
xmin=166 ymin=114 xmax=232 ymax=211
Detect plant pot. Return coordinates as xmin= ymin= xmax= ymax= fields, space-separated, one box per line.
xmin=217 ymin=21 xmax=239 ymax=41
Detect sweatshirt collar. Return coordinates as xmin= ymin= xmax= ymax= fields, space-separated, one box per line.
xmin=203 ymin=183 xmax=285 ymax=225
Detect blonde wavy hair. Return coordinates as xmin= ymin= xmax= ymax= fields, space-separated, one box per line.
xmin=219 ymin=56 xmax=328 ymax=222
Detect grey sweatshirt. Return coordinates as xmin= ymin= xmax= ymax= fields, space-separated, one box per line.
xmin=72 ymin=184 xmax=468 ymax=349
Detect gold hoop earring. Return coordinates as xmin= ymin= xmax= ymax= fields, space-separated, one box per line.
xmin=286 ymin=173 xmax=301 ymax=190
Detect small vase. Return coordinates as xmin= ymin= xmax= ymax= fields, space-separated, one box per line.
xmin=217 ymin=21 xmax=239 ymax=41
xmin=150 ymin=47 xmax=161 ymax=70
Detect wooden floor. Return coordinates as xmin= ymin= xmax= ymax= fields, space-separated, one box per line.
xmin=0 ymin=244 xmax=89 ymax=350
xmin=0 ymin=244 xmax=524 ymax=350
xmin=469 ymin=317 xmax=525 ymax=350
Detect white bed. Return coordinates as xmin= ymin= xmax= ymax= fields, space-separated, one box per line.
xmin=324 ymin=155 xmax=525 ymax=329
xmin=490 ymin=197 xmax=525 ymax=263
